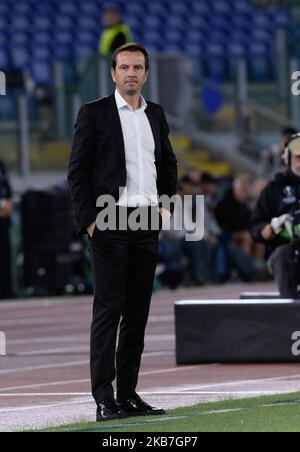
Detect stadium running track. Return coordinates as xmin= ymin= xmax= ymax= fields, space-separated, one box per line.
xmin=1 ymin=282 xmax=300 ymax=431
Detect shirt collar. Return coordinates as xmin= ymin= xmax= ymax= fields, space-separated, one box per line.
xmin=115 ymin=89 xmax=147 ymax=112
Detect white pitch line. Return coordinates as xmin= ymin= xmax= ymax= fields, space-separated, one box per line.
xmin=0 ymin=393 xmax=92 ymax=397
xmin=0 ymin=314 xmax=172 ymax=328
xmin=0 ymin=390 xmax=286 ymax=397
xmin=0 ymin=351 xmax=174 ymax=375
xmin=0 ymin=366 xmax=198 ymax=392
xmin=13 ymin=334 xmax=173 ymax=345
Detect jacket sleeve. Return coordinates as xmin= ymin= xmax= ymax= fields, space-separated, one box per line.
xmin=249 ymin=184 xmax=275 ymax=243
xmin=68 ymin=105 xmax=98 ymax=235
xmin=160 ymin=108 xmax=178 ymax=200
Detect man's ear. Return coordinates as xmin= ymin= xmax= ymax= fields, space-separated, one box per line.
xmin=111 ymin=68 xmax=116 ymax=83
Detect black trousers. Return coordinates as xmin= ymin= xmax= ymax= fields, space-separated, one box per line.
xmin=0 ymin=223 xmax=13 ymax=299
xmin=268 ymin=244 xmax=300 ymax=299
xmin=88 ymin=207 xmax=161 ymax=405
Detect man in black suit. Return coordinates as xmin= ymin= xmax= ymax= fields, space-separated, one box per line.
xmin=68 ymin=43 xmax=177 ymax=422
xmin=0 ymin=160 xmax=13 ymax=299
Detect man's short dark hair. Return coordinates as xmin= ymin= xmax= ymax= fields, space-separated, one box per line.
xmin=111 ymin=42 xmax=149 ymax=71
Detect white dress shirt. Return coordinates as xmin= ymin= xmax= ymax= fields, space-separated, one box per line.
xmin=114 ymin=89 xmax=158 ymax=207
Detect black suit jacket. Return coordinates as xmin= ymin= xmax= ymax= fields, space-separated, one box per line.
xmin=68 ymin=94 xmax=178 ymax=234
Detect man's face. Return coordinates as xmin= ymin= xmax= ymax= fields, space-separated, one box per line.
xmin=104 ymin=11 xmax=120 ymax=27
xmin=291 ymin=153 xmax=300 ymax=177
xmin=111 ymin=51 xmax=148 ymax=97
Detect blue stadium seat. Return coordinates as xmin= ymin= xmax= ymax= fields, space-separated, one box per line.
xmin=30 ymin=59 xmax=53 ymax=87
xmin=205 ymin=43 xmax=228 ymax=81
xmin=74 ymin=43 xmax=96 ymax=57
xmin=191 ymin=2 xmax=210 ymax=17
xmin=250 ymin=28 xmax=273 ymax=45
xmin=163 ymin=43 xmax=183 ymax=53
xmin=166 ymin=16 xmax=187 ymax=32
xmin=0 ymin=93 xmax=17 ymax=120
xmin=164 ymin=31 xmax=183 ymax=46
xmin=0 ymin=32 xmax=8 ymax=46
xmin=188 ymin=16 xmax=210 ymax=32
xmin=10 ymin=31 xmax=30 ymax=46
xmin=146 ymin=2 xmax=167 ymax=18
xmin=184 ymin=44 xmax=204 ymax=80
xmin=54 ymin=17 xmax=75 ymax=31
xmin=31 ymin=32 xmax=52 ymax=46
xmin=212 ymin=0 xmax=232 ymax=15
xmin=77 ymin=17 xmax=99 ymax=33
xmin=77 ymin=31 xmax=96 ymax=45
xmin=124 ymin=3 xmax=146 ymax=18
xmin=0 ymin=4 xmax=10 ymax=16
xmin=58 ymin=2 xmax=78 ymax=17
xmin=10 ymin=46 xmax=31 ymax=69
xmin=0 ymin=48 xmax=10 ymax=71
xmin=169 ymin=1 xmax=189 ymax=16
xmin=144 ymin=17 xmax=162 ymax=30
xmin=54 ymin=31 xmax=74 ymax=46
xmin=32 ymin=16 xmax=53 ymax=31
xmin=31 ymin=46 xmax=52 ymax=60
xmin=229 ymin=30 xmax=251 ymax=46
xmin=248 ymin=43 xmax=274 ymax=81
xmin=53 ymin=45 xmax=73 ymax=59
xmin=227 ymin=43 xmax=246 ymax=78
xmin=142 ymin=31 xmax=161 ymax=47
xmin=251 ymin=13 xmax=272 ymax=30
xmin=272 ymin=10 xmax=291 ymax=26
xmin=10 ymin=16 xmax=32 ymax=32
xmin=186 ymin=31 xmax=205 ymax=45
xmin=80 ymin=2 xmax=102 ymax=16
xmin=13 ymin=2 xmax=32 ymax=15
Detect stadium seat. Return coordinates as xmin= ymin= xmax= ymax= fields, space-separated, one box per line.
xmin=10 ymin=16 xmax=32 ymax=32
xmin=30 ymin=60 xmax=53 ymax=87
xmin=10 ymin=46 xmax=31 ymax=70
xmin=248 ymin=43 xmax=274 ymax=81
xmin=31 ymin=46 xmax=53 ymax=60
xmin=32 ymin=16 xmax=53 ymax=31
xmin=205 ymin=43 xmax=228 ymax=81
xmin=227 ymin=43 xmax=246 ymax=78
xmin=0 ymin=49 xmax=10 ymax=71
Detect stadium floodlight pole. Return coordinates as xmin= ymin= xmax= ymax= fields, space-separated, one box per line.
xmin=54 ymin=62 xmax=67 ymax=139
xmin=276 ymin=28 xmax=288 ymax=100
xmin=235 ymin=57 xmax=248 ymax=147
xmin=148 ymin=53 xmax=160 ymax=104
xmin=98 ymin=56 xmax=110 ymax=98
xmin=17 ymin=94 xmax=30 ymax=180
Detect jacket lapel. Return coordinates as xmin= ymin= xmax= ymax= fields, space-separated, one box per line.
xmin=145 ymin=105 xmax=161 ymax=164
xmin=105 ymin=94 xmax=126 ymax=165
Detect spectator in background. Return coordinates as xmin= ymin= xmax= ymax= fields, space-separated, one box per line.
xmin=99 ymin=5 xmax=132 ymax=56
xmin=259 ymin=127 xmax=298 ymax=179
xmin=214 ymin=175 xmax=257 ymax=281
xmin=0 ymin=160 xmax=13 ymax=299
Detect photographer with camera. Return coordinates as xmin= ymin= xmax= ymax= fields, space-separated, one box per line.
xmin=0 ymin=159 xmax=13 ymax=299
xmin=250 ymin=134 xmax=300 ymax=299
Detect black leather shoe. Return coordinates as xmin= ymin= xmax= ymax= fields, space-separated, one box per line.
xmin=96 ymin=399 xmax=127 ymax=422
xmin=117 ymin=394 xmax=166 ymax=417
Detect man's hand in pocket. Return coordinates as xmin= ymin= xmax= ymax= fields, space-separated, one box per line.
xmin=87 ymin=221 xmax=97 ymax=238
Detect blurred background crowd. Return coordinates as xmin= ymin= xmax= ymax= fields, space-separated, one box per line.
xmin=1 ymin=0 xmax=300 ymax=298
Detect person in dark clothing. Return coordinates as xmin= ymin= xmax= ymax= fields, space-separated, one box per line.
xmin=250 ymin=134 xmax=300 ymax=298
xmin=214 ymin=175 xmax=257 ymax=281
xmin=68 ymin=43 xmax=177 ymax=422
xmin=0 ymin=160 xmax=13 ymax=299
xmin=99 ymin=5 xmax=132 ymax=56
